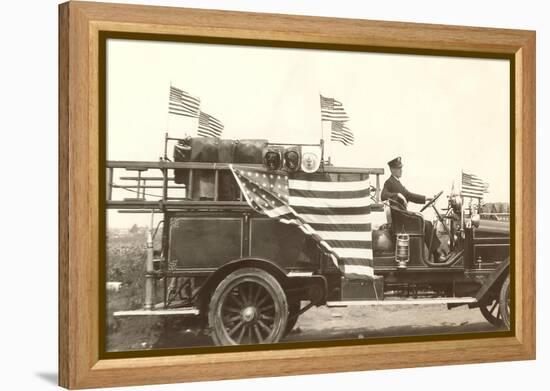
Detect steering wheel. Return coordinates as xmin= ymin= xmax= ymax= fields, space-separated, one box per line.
xmin=420 ymin=190 xmax=444 ymax=213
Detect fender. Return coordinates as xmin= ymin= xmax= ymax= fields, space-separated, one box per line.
xmin=196 ymin=257 xmax=290 ymax=305
xmin=474 ymin=257 xmax=510 ymax=304
xmin=195 ymin=257 xmax=327 ymax=309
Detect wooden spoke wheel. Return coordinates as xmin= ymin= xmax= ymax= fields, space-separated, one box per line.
xmin=499 ymin=276 xmax=511 ymax=329
xmin=479 ymin=296 xmax=503 ymax=327
xmin=208 ymin=268 xmax=288 ymax=346
xmin=284 ymin=300 xmax=301 ymax=336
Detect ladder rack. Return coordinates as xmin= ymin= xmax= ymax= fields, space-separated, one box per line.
xmin=106 ymin=160 xmax=384 ymax=211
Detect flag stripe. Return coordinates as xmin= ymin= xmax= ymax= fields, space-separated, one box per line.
xmin=332 ymin=132 xmax=354 ymax=141
xmin=289 ymin=179 xmax=370 ymax=192
xmin=298 ymin=213 xmax=373 ymax=224
xmin=289 ymin=195 xmax=374 ymax=208
xmin=332 ymin=248 xmax=373 ymax=259
xmin=331 ymin=130 xmax=353 ymax=141
xmin=168 ymin=110 xmax=198 ymax=118
xmin=325 ymin=240 xmax=373 ymax=249
xmin=197 ymin=128 xmax=220 ymax=138
xmin=292 ymin=205 xmax=372 ymax=215
xmin=322 ymin=113 xmax=350 ymax=119
xmin=331 ymin=133 xmax=354 ymax=141
xmin=169 ymin=97 xmax=200 ymax=109
xmin=462 ymin=184 xmax=486 ymax=191
xmin=289 ymin=188 xmax=371 ymax=199
xmin=308 ymin=223 xmax=372 ymax=231
xmin=339 ymin=257 xmax=376 ymax=266
xmin=169 ymin=105 xmax=198 ymax=116
xmin=316 ymin=231 xmax=372 ymax=241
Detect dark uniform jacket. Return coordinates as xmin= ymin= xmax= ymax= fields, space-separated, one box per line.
xmin=382 ymin=175 xmax=441 ymax=255
xmin=381 ymin=175 xmax=426 ymax=208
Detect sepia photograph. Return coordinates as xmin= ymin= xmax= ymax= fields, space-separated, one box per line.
xmin=104 ymin=36 xmax=511 ymax=352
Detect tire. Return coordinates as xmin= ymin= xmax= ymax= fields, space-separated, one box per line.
xmin=284 ymin=300 xmax=301 ymax=336
xmin=479 ymin=296 xmax=503 ymax=327
xmin=499 ymin=276 xmax=511 ymax=330
xmin=208 ymin=268 xmax=288 ymax=346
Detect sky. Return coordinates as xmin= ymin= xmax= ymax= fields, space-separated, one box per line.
xmin=106 ymin=39 xmax=510 ymax=228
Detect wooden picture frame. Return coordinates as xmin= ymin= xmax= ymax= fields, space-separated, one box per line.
xmin=59 ymin=1 xmax=536 ymax=389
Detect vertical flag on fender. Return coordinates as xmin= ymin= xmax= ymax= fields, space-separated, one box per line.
xmin=168 ymin=86 xmax=200 ymax=118
xmin=461 ymin=171 xmax=489 ymax=198
xmin=230 ymin=165 xmax=385 ymax=279
xmin=198 ymin=111 xmax=224 ymax=138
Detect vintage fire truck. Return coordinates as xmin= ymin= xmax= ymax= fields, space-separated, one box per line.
xmin=109 ymin=137 xmax=511 ymax=346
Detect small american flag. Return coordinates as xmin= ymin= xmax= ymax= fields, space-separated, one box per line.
xmin=168 ymin=86 xmax=200 ymax=118
xmin=198 ymin=111 xmax=224 ymax=138
xmin=331 ymin=121 xmax=354 ymax=146
xmin=230 ymin=165 xmax=385 ymax=279
xmin=461 ymin=172 xmax=489 ymax=198
xmin=320 ymin=95 xmax=350 ymax=122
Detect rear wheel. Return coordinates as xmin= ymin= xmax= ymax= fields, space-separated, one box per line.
xmin=499 ymin=276 xmax=511 ymax=329
xmin=208 ymin=268 xmax=288 ymax=346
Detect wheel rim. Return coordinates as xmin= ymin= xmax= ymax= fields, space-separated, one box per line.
xmin=500 ymin=277 xmax=511 ymax=329
xmin=479 ymin=298 xmax=503 ymax=327
xmin=218 ymin=280 xmax=278 ymax=344
xmin=503 ymin=285 xmax=510 ymax=320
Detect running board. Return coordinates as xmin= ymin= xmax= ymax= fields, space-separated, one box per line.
xmin=113 ymin=307 xmax=199 ymax=317
xmin=326 ymin=297 xmax=477 ymax=307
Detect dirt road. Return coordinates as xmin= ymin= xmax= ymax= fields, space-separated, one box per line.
xmin=108 ymin=303 xmax=503 ymax=351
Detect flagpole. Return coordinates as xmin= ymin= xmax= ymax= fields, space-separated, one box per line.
xmin=460 ymin=170 xmax=465 ymax=231
xmin=319 ymin=93 xmax=325 ymax=166
xmin=164 ymin=81 xmax=172 ymax=160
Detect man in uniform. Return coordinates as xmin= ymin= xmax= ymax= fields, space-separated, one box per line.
xmin=381 ymin=156 xmax=443 ymax=261
xmin=381 ymin=157 xmax=431 ymax=208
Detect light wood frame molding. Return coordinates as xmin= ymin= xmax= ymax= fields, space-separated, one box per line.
xmin=59 ymin=1 xmax=536 ymax=389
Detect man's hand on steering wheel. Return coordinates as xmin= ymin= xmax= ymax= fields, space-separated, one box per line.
xmin=420 ymin=190 xmax=444 ymax=212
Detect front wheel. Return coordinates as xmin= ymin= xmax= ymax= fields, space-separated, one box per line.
xmin=208 ymin=268 xmax=288 ymax=346
xmin=499 ymin=276 xmax=511 ymax=329
xmin=479 ymin=297 xmax=503 ymax=327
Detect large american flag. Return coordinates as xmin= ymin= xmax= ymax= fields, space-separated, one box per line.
xmin=198 ymin=111 xmax=224 ymax=138
xmin=230 ymin=165 xmax=385 ymax=279
xmin=168 ymin=86 xmax=200 ymax=118
xmin=461 ymin=172 xmax=489 ymax=198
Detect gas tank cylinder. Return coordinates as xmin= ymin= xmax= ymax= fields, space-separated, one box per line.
xmin=395 ymin=233 xmax=410 ymax=269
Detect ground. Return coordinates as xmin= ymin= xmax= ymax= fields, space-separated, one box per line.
xmin=106 ymin=230 xmax=504 ymax=352
xmin=107 ymin=297 xmax=502 ymax=351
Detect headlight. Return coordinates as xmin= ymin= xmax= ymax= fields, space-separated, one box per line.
xmin=283 ymin=148 xmax=301 ymax=172
xmin=471 ymin=213 xmax=481 ymax=228
xmin=450 ymin=195 xmax=462 ymax=215
xmin=263 ymin=148 xmax=282 ymax=171
xmin=301 ymin=145 xmax=322 ymax=173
